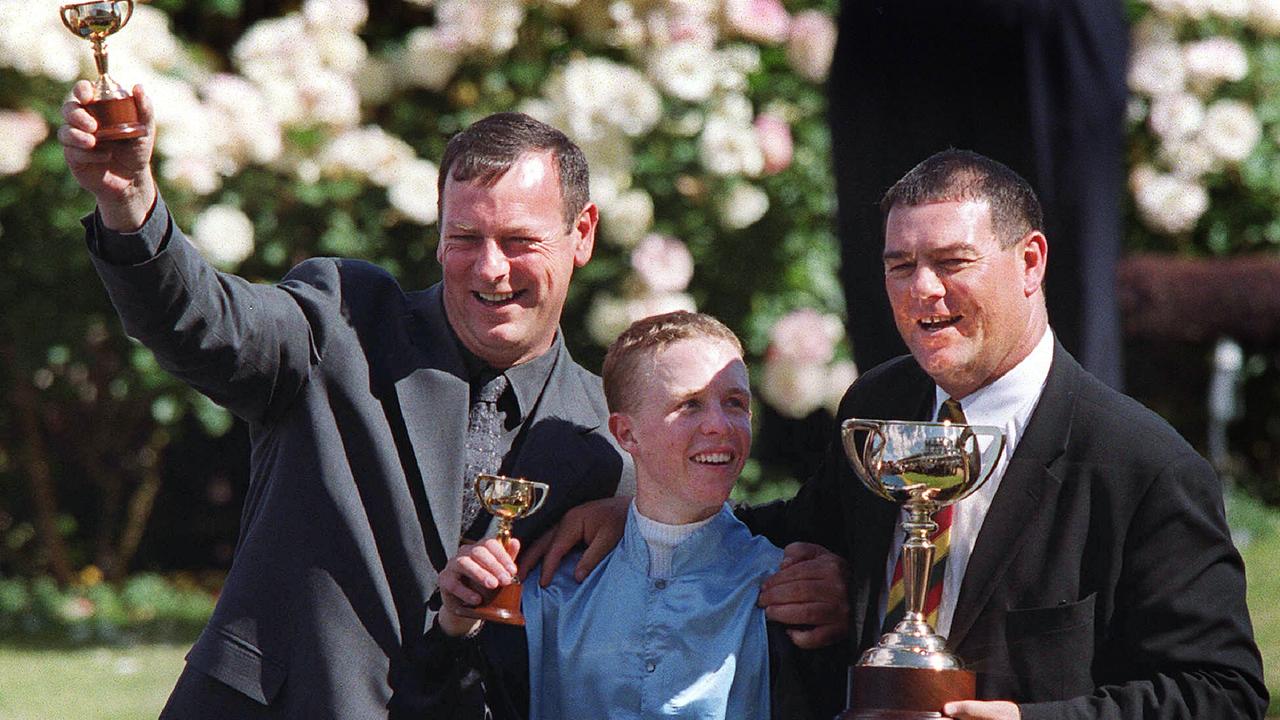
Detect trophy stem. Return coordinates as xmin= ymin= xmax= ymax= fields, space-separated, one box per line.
xmin=902 ymin=505 xmax=938 ymax=617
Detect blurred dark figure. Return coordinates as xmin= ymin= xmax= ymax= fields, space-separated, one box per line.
xmin=832 ymin=0 xmax=1128 ymax=389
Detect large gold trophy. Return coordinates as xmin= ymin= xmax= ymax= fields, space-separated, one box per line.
xmin=454 ymin=474 xmax=549 ymax=626
xmin=60 ymin=1 xmax=146 ymax=141
xmin=839 ymin=418 xmax=1006 ymax=719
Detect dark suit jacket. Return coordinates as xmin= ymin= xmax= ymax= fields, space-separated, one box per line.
xmin=89 ymin=213 xmax=630 ymax=718
xmin=742 ymin=341 xmax=1267 ymax=718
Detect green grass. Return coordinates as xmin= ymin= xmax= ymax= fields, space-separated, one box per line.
xmin=0 ymin=643 xmax=186 ymax=719
xmin=1239 ymin=509 xmax=1280 ymax=716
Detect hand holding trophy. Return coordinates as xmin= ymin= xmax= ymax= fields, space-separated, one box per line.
xmin=60 ymin=1 xmax=145 ymax=141
xmin=839 ymin=418 xmax=1006 ymax=720
xmin=454 ymin=474 xmax=549 ymax=626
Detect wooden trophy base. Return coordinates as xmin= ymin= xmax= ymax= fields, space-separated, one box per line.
xmin=839 ymin=665 xmax=977 ymax=720
xmin=454 ymin=581 xmax=525 ymax=626
xmin=86 ymin=96 xmax=145 ymax=141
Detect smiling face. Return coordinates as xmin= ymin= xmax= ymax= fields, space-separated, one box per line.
xmin=437 ymin=151 xmax=597 ymax=368
xmin=611 ymin=337 xmax=752 ymax=525
xmin=883 ymin=199 xmax=1048 ymax=399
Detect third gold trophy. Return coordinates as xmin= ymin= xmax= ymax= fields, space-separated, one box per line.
xmin=454 ymin=474 xmax=549 ymax=626
xmin=60 ymin=0 xmax=146 ymax=141
xmin=839 ymin=417 xmax=1006 ymax=719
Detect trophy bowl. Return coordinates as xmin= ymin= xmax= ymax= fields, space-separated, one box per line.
xmin=60 ymin=0 xmax=146 ymax=141
xmin=454 ymin=474 xmax=549 ymax=626
xmin=839 ymin=418 xmax=1006 ymax=720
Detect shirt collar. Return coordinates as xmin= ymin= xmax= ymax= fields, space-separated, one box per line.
xmin=936 ymin=327 xmax=1053 ymax=428
xmin=454 ymin=330 xmax=562 ymax=424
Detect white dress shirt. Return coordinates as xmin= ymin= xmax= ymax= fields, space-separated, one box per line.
xmin=879 ymin=329 xmax=1054 ymax=638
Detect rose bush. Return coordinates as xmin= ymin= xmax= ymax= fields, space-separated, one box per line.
xmin=0 ymin=0 xmax=843 ymax=579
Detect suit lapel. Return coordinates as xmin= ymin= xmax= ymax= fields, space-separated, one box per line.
xmin=948 ymin=341 xmax=1076 ymax=650
xmin=394 ymin=285 xmax=471 ymax=560
xmin=509 ymin=347 xmax=606 ymax=540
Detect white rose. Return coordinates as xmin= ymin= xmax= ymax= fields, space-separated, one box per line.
xmin=0 ymin=109 xmax=48 ymax=175
xmin=1128 ymin=41 xmax=1186 ymax=96
xmin=1249 ymin=0 xmax=1280 ymax=34
xmin=316 ymin=30 xmax=369 ymax=77
xmin=387 ymin=159 xmax=441 ymax=226
xmin=1158 ymin=137 xmax=1217 ymax=179
xmin=601 ymin=188 xmax=654 ymax=248
xmin=1199 ymin=99 xmax=1262 ymax=164
xmin=191 ymin=205 xmax=256 ymax=269
xmin=1133 ymin=170 xmax=1209 ymax=235
xmin=399 ymin=27 xmax=462 ymax=91
xmin=1148 ymin=92 xmax=1204 ymax=140
xmin=161 ymin=156 xmax=222 ymax=196
xmin=759 ymin=358 xmax=827 ymax=419
xmin=723 ymin=0 xmax=791 ymax=45
xmin=303 ymin=0 xmax=369 ymax=32
xmin=699 ymin=116 xmax=764 ymax=176
xmin=649 ymin=42 xmax=718 ymax=102
xmin=631 ymin=234 xmax=695 ymax=293
xmin=625 ymin=292 xmax=698 ymax=323
xmin=586 ymin=293 xmax=631 ymax=346
xmin=437 ymin=0 xmax=525 ymax=54
xmin=319 ymin=125 xmax=416 ymax=186
xmin=1208 ymin=0 xmax=1250 ymax=18
xmin=718 ymin=183 xmax=770 ymax=229
xmin=1183 ymin=37 xmax=1249 ymax=94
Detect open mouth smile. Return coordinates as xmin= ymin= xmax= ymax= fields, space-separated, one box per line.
xmin=691 ymin=452 xmax=733 ymax=466
xmin=473 ymin=290 xmax=524 ymax=306
xmin=918 ymin=314 xmax=961 ymax=331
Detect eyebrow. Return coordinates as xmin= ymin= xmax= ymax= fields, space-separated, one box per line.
xmin=882 ymin=241 xmax=978 ymax=262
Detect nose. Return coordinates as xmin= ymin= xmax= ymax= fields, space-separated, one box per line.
xmin=473 ymin=238 xmax=510 ymax=282
xmin=700 ymin=405 xmax=731 ymax=435
xmin=909 ymin=265 xmax=945 ymax=300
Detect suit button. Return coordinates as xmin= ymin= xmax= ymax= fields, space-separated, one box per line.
xmin=645 ymin=660 xmax=657 ymax=673
xmin=654 ymin=579 xmax=667 ymax=589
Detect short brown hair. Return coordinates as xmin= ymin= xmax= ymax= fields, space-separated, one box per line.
xmin=602 ymin=311 xmax=744 ymax=413
xmin=437 ymin=112 xmax=590 ymax=227
xmin=880 ymin=149 xmax=1044 ymax=247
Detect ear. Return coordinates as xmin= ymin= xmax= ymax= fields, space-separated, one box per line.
xmin=609 ymin=411 xmax=639 ymax=455
xmin=571 ymin=202 xmax=598 ymax=268
xmin=1019 ymin=230 xmax=1048 ymax=297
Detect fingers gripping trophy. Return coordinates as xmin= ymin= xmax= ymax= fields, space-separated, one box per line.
xmin=59 ymin=0 xmax=146 ymax=141
xmin=454 ymin=474 xmax=549 ymax=626
xmin=839 ymin=418 xmax=1006 ymax=719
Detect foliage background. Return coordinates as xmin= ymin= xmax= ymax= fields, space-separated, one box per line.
xmin=0 ymin=0 xmax=1279 ymax=650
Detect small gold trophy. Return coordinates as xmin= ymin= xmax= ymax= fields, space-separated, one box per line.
xmin=454 ymin=474 xmax=549 ymax=626
xmin=60 ymin=1 xmax=146 ymax=141
xmin=839 ymin=418 xmax=1006 ymax=719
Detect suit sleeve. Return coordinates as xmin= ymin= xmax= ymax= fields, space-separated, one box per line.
xmin=737 ymin=435 xmax=852 ymax=552
xmin=86 ymin=196 xmax=328 ymax=424
xmin=1020 ymin=452 xmax=1268 ymax=720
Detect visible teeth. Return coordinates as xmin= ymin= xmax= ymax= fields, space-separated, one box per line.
xmin=920 ymin=315 xmax=956 ymax=328
xmin=478 ymin=291 xmax=515 ymax=302
xmin=693 ymin=452 xmax=731 ymax=465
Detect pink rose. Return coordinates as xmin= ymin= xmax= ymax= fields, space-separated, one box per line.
xmin=753 ymin=113 xmax=793 ymax=175
xmin=787 ymin=10 xmax=837 ymax=83
xmin=725 ymin=0 xmax=792 ymax=45
xmin=768 ymin=308 xmax=844 ymax=365
xmin=631 ymin=234 xmax=695 ymax=293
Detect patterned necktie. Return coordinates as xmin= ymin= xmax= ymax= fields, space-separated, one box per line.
xmin=882 ymin=398 xmax=965 ymax=633
xmin=461 ymin=372 xmax=509 ymax=533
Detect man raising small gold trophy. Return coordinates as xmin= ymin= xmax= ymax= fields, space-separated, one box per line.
xmin=59 ymin=0 xmax=145 ymax=141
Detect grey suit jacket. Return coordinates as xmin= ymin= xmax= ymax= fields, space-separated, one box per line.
xmin=89 ymin=210 xmax=631 ymax=717
xmin=742 ymin=340 xmax=1267 ymax=718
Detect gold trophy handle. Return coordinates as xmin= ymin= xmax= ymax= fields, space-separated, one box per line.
xmin=59 ymin=6 xmax=78 ymax=34
xmin=523 ymin=482 xmax=548 ymax=518
xmin=117 ymin=0 xmax=134 ymax=30
xmin=842 ymin=419 xmax=895 ymax=502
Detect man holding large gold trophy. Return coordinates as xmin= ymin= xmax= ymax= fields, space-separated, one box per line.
xmin=737 ymin=149 xmax=1267 ymax=719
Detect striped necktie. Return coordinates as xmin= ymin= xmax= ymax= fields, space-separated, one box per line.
xmin=882 ymin=398 xmax=966 ymax=633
